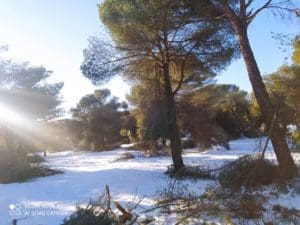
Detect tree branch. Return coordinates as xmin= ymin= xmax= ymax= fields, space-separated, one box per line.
xmin=240 ymin=0 xmax=247 ymax=19
xmin=246 ymin=0 xmax=272 ymax=25
xmin=246 ymin=0 xmax=254 ymax=8
xmin=172 ymin=61 xmax=185 ymax=97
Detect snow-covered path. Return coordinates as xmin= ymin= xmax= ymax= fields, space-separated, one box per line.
xmin=0 ymin=138 xmax=299 ymax=225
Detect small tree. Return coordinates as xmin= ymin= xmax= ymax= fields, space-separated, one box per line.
xmin=71 ymin=89 xmax=127 ymax=150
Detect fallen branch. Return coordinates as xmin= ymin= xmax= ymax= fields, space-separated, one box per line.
xmin=114 ymin=201 xmax=133 ymax=224
xmin=104 ymin=185 xmax=112 ymax=213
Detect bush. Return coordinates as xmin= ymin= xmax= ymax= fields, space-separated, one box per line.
xmin=26 ymin=153 xmax=45 ymax=163
xmin=0 ymin=150 xmax=61 ymax=184
xmin=92 ymin=142 xmax=123 ymax=152
xmin=62 ymin=186 xmax=134 ymax=225
xmin=181 ymin=138 xmax=196 ymax=149
xmin=165 ymin=164 xmax=214 ymax=180
xmin=61 ymin=207 xmax=115 ymax=225
xmin=1 ymin=165 xmax=61 ymax=184
xmin=224 ymin=192 xmax=266 ymax=219
xmin=218 ymin=155 xmax=278 ymax=190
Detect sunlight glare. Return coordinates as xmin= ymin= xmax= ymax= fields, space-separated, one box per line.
xmin=0 ymin=102 xmax=28 ymax=127
xmin=0 ymin=102 xmax=69 ymax=149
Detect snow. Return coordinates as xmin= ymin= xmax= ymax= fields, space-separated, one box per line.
xmin=120 ymin=143 xmax=136 ymax=148
xmin=0 ymin=138 xmax=299 ymax=225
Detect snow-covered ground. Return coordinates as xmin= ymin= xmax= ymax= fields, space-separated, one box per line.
xmin=0 ymin=138 xmax=299 ymax=225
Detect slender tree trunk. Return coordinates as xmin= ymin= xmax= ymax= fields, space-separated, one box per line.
xmin=231 ymin=21 xmax=297 ymax=178
xmin=162 ymin=63 xmax=184 ymax=172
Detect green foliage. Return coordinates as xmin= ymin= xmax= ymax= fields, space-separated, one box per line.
xmin=70 ymin=89 xmax=134 ymax=150
xmin=291 ymin=130 xmax=300 ymax=151
xmin=292 ymin=35 xmax=300 ymax=65
xmin=82 ymin=0 xmax=238 ymax=171
xmin=127 ymin=78 xmax=169 ymax=142
xmin=178 ymin=84 xmax=256 ymax=148
xmin=61 ymin=207 xmax=115 ymax=225
xmin=119 ymin=128 xmax=128 ymax=137
xmin=261 ymin=35 xmax=300 ymax=144
xmin=264 ymin=65 xmax=300 ymax=127
xmin=82 ymin=0 xmax=238 ymax=87
xmin=128 ymin=82 xmax=255 ymax=148
xmin=120 ymin=113 xmax=137 ymax=142
xmin=141 ymin=100 xmax=169 ymax=141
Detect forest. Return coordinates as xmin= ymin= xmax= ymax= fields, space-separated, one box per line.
xmin=0 ymin=1 xmax=299 ymax=225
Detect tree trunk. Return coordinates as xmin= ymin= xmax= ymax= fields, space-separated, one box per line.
xmin=162 ymin=63 xmax=185 ymax=172
xmin=231 ymin=21 xmax=297 ymax=178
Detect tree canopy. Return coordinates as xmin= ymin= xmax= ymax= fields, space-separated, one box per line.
xmin=81 ymin=0 xmax=239 ymax=171
xmin=0 ymin=59 xmax=63 ymax=121
xmin=70 ymin=89 xmax=130 ymax=150
xmin=82 ymin=0 xmax=238 ymax=88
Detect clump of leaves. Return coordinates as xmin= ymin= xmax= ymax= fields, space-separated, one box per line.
xmin=218 ymin=154 xmax=279 ymax=190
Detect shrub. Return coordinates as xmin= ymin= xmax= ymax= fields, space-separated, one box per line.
xmin=93 ymin=142 xmax=123 ymax=152
xmin=224 ymin=192 xmax=266 ymax=219
xmin=62 ymin=186 xmax=134 ymax=225
xmin=165 ymin=164 xmax=214 ymax=180
xmin=61 ymin=207 xmax=115 ymax=225
xmin=181 ymin=138 xmax=196 ymax=149
xmin=0 ymin=150 xmax=61 ymax=184
xmin=26 ymin=153 xmax=45 ymax=163
xmin=218 ymin=155 xmax=278 ymax=190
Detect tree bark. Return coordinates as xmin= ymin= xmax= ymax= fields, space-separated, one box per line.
xmin=162 ymin=63 xmax=185 ymax=172
xmin=230 ymin=19 xmax=297 ymax=178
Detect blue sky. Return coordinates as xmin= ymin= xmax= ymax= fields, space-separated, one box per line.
xmin=0 ymin=0 xmax=299 ymax=109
